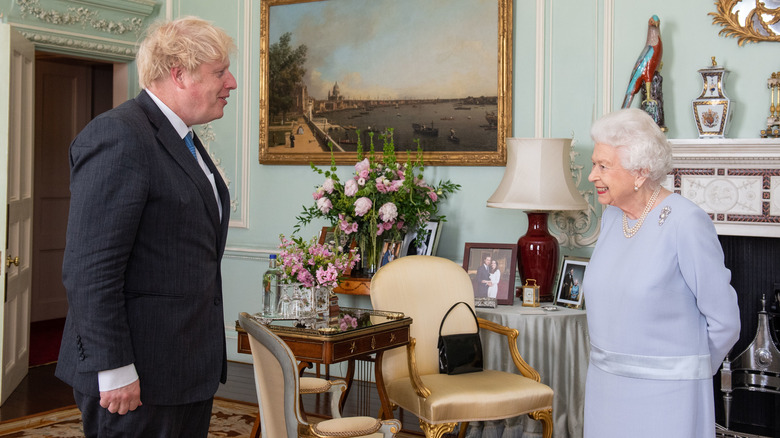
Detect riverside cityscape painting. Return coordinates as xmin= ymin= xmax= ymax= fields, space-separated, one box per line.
xmin=259 ymin=0 xmax=513 ymax=166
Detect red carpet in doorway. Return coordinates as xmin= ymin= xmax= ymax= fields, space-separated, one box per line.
xmin=29 ymin=318 xmax=65 ymax=367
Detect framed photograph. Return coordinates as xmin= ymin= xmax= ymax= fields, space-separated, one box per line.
xmin=555 ymin=256 xmax=589 ymax=309
xmin=400 ymin=220 xmax=441 ymax=257
xmin=258 ymin=0 xmax=513 ymax=166
xmin=317 ymin=226 xmax=335 ymax=246
xmin=379 ymin=240 xmax=402 ymax=267
xmin=318 ymin=226 xmax=357 ymax=275
xmin=462 ymin=243 xmax=517 ymax=306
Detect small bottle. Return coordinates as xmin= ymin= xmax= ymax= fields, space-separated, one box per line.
xmin=262 ymin=254 xmax=280 ymax=316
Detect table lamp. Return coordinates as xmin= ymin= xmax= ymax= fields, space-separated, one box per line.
xmin=487 ymin=138 xmax=588 ymax=301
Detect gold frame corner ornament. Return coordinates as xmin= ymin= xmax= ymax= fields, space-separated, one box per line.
xmin=710 ymin=0 xmax=780 ymax=46
xmin=258 ymin=0 xmax=512 ymax=166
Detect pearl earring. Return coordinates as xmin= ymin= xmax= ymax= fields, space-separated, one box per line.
xmin=634 ymin=185 xmax=639 ymax=192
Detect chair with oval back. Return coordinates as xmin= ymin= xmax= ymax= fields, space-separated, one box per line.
xmin=238 ymin=312 xmax=401 ymax=438
xmin=370 ymin=256 xmax=554 ymax=438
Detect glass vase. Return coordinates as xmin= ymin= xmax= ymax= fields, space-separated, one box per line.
xmin=279 ymin=283 xmax=333 ymax=319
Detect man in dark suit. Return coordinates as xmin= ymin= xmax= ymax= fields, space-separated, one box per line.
xmin=56 ymin=16 xmax=236 ymax=438
xmin=476 ymin=255 xmax=492 ymax=297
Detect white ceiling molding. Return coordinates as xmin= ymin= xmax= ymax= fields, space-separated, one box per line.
xmin=8 ymin=0 xmax=160 ymax=62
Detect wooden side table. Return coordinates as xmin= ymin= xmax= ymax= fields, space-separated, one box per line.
xmin=236 ymin=308 xmax=411 ymax=436
xmin=332 ymin=276 xmax=370 ymax=295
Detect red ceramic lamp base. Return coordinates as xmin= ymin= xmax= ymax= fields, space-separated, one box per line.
xmin=517 ymin=212 xmax=559 ymax=302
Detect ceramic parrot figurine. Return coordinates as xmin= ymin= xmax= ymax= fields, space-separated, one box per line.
xmin=621 ymin=15 xmax=662 ymax=109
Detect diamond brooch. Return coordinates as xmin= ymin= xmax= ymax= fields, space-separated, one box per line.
xmin=658 ymin=206 xmax=672 ymax=226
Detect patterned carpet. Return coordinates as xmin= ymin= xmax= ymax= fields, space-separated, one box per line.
xmin=0 ymin=398 xmax=256 ymax=437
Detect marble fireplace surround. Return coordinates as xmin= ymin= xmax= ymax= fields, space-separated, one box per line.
xmin=665 ymin=138 xmax=780 ymax=238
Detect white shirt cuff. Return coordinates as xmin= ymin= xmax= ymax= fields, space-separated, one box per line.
xmin=97 ymin=364 xmax=139 ymax=392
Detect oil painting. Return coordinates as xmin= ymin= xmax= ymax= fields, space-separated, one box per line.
xmin=259 ymin=0 xmax=512 ymax=166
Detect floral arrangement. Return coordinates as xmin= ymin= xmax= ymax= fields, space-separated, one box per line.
xmin=276 ymin=235 xmax=358 ymax=288
xmin=295 ymin=129 xmax=460 ymax=271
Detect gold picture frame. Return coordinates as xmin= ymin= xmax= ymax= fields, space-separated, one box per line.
xmin=258 ymin=0 xmax=512 ymax=166
xmin=710 ymin=0 xmax=780 ymax=46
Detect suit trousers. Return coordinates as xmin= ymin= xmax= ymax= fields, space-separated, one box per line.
xmin=74 ymin=389 xmax=213 ymax=438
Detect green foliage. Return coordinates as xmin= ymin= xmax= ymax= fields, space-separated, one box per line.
xmin=295 ymin=129 xmax=460 ymax=264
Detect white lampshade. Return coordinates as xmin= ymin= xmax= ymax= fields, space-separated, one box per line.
xmin=487 ymin=138 xmax=588 ymax=211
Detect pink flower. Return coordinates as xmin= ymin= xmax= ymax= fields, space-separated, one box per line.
xmin=355 ymin=158 xmax=370 ymax=179
xmin=357 ymin=177 xmax=366 ymax=186
xmin=354 ymin=197 xmax=372 ymax=216
xmin=376 ymin=176 xmax=390 ymax=193
xmin=378 ymin=202 xmax=398 ymax=222
xmin=338 ymin=214 xmax=359 ymax=234
xmin=317 ymin=197 xmax=332 ymax=214
xmin=376 ymin=221 xmax=393 ymax=236
xmin=312 ymin=190 xmax=323 ymax=200
xmin=428 ymin=190 xmax=438 ymax=202
xmin=322 ymin=178 xmax=335 ymax=194
xmin=344 ymin=179 xmax=358 ymax=196
xmin=316 ymin=265 xmax=339 ymax=285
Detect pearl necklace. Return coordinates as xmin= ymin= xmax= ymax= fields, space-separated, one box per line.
xmin=622 ymin=187 xmax=661 ymax=238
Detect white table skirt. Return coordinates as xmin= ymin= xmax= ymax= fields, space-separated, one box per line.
xmin=465 ymin=299 xmax=590 ymax=438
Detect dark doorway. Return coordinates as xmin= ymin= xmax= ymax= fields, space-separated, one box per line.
xmin=30 ymin=54 xmax=114 ymax=366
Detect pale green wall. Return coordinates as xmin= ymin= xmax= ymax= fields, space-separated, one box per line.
xmin=169 ymin=0 xmax=780 ymax=363
xmin=3 ymin=0 xmax=775 ymax=364
xmin=221 ymin=0 xmax=775 ymax=362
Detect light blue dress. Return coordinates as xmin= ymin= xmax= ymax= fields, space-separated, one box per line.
xmin=583 ymin=193 xmax=740 ymax=438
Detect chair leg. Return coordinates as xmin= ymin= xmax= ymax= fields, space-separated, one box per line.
xmin=419 ymin=420 xmax=457 ymax=438
xmin=457 ymin=421 xmax=469 ymax=438
xmin=529 ymin=408 xmax=553 ymax=438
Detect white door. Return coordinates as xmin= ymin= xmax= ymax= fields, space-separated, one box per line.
xmin=0 ymin=24 xmax=35 ymax=404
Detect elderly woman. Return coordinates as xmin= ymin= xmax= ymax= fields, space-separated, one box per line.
xmin=583 ymin=108 xmax=740 ymax=437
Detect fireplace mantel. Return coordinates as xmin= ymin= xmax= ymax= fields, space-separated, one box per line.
xmin=665 ymin=138 xmax=780 ymax=238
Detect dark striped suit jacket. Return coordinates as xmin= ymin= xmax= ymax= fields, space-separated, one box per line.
xmin=56 ymin=91 xmax=230 ymax=405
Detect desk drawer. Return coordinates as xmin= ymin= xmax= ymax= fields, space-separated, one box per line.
xmin=332 ymin=327 xmax=409 ymax=361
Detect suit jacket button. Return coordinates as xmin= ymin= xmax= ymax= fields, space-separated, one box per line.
xmin=79 ymin=354 xmax=86 ymax=361
xmin=213 ymin=297 xmax=221 ymax=305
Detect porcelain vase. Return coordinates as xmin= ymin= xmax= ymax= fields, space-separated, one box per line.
xmin=692 ymin=57 xmax=732 ymax=138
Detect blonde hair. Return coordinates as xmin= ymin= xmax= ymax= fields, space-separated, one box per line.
xmin=136 ymin=16 xmax=236 ymax=88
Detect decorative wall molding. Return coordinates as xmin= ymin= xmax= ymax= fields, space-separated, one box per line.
xmin=7 ymin=0 xmax=160 ymax=62
xmin=195 ymin=123 xmax=239 ymax=214
xmin=550 ymin=137 xmax=600 ymax=248
xmin=224 ymin=247 xmax=276 ymax=261
xmin=15 ymin=26 xmax=138 ymax=61
xmin=665 ymin=138 xmax=780 ymax=238
xmin=17 ymin=0 xmax=145 ymax=35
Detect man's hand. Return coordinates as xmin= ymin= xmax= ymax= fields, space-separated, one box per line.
xmin=99 ymin=380 xmax=142 ymax=415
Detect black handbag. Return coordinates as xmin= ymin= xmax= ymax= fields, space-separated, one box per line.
xmin=437 ymin=301 xmax=483 ymax=375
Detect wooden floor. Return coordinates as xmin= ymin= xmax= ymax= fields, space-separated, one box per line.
xmin=0 ymin=363 xmax=75 ymax=422
xmin=0 ymin=363 xmax=428 ymax=437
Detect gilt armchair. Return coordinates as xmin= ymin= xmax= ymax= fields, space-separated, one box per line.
xmin=370 ymin=256 xmax=554 ymax=438
xmin=238 ymin=312 xmax=401 ymax=438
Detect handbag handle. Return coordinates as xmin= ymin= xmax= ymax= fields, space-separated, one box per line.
xmin=439 ymin=301 xmax=479 ymax=336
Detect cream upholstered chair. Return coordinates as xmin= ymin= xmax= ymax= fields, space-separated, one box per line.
xmin=238 ymin=312 xmax=401 ymax=438
xmin=370 ymin=256 xmax=554 ymax=438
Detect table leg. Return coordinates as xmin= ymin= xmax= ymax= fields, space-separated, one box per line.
xmin=250 ymin=415 xmax=261 ymax=438
xmin=374 ymin=350 xmax=393 ymax=420
xmin=339 ymin=359 xmax=356 ymax=414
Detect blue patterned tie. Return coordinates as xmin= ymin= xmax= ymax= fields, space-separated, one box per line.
xmin=184 ymin=132 xmax=197 ymax=159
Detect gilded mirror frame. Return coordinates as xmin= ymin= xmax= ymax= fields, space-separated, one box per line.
xmin=258 ymin=0 xmax=512 ymax=166
xmin=710 ymin=0 xmax=780 ymax=45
